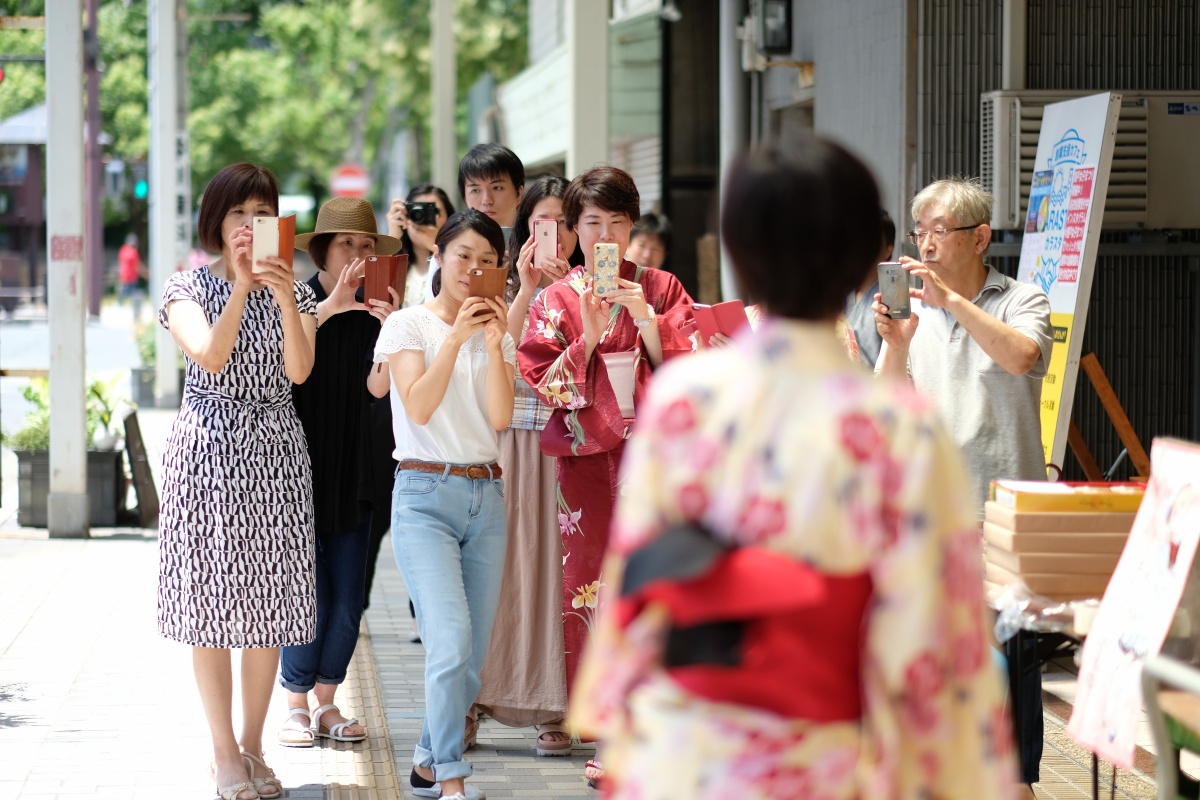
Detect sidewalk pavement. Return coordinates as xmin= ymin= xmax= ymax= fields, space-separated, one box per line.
xmin=0 ymin=408 xmax=1164 ymax=800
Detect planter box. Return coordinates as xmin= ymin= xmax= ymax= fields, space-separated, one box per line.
xmin=130 ymin=366 xmax=184 ymax=409
xmin=16 ymin=449 xmax=126 ymax=528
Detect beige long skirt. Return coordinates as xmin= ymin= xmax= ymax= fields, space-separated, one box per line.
xmin=475 ymin=427 xmax=568 ymax=727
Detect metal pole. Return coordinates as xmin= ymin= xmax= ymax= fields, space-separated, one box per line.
xmin=718 ymin=0 xmax=748 ymax=301
xmin=84 ymin=0 xmax=102 ymax=319
xmin=565 ymin=0 xmax=609 ymax=178
xmin=431 ymin=0 xmax=457 ymax=200
xmin=1002 ymin=0 xmax=1027 ymax=91
xmin=46 ymin=0 xmax=90 ymax=537
xmin=149 ymin=0 xmax=179 ymax=407
xmin=174 ymin=0 xmax=191 ymax=299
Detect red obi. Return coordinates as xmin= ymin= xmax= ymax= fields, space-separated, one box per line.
xmin=616 ymin=528 xmax=872 ymax=722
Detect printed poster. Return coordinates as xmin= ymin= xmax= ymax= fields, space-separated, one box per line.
xmin=1068 ymin=438 xmax=1200 ymax=768
xmin=1016 ymin=93 xmax=1120 ymax=468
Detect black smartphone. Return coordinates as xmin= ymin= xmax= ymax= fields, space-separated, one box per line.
xmin=877 ymin=261 xmax=910 ymax=320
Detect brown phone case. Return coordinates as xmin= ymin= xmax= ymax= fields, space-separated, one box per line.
xmin=251 ymin=214 xmax=297 ymax=273
xmin=468 ymin=267 xmax=507 ymax=300
xmin=364 ymin=254 xmax=409 ymax=306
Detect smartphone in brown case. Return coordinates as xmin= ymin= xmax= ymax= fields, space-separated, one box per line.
xmin=468 ymin=267 xmax=507 ymax=300
xmin=251 ymin=215 xmax=297 ymax=273
xmin=364 ymin=254 xmax=409 ymax=307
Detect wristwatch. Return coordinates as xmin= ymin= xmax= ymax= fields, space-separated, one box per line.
xmin=634 ymin=307 xmax=656 ymax=329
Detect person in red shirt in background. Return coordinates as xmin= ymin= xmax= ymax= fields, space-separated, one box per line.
xmin=118 ymin=233 xmax=148 ymax=319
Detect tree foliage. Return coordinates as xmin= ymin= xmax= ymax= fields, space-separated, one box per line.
xmin=0 ymin=0 xmax=527 ymax=210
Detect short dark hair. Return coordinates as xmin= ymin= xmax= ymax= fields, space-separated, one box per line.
xmin=435 ymin=209 xmax=506 ymax=265
xmin=197 ymin=163 xmax=280 ymax=254
xmin=505 ymin=174 xmax=584 ymax=300
xmin=630 ymin=212 xmax=671 ymax=253
xmin=307 ymin=233 xmax=334 ymax=270
xmin=457 ymin=143 xmax=525 ymax=200
xmin=562 ymin=166 xmax=641 ymax=232
xmin=880 ymin=209 xmax=896 ymax=259
xmin=721 ymin=134 xmax=881 ymax=321
xmin=399 ymin=183 xmax=456 ymax=260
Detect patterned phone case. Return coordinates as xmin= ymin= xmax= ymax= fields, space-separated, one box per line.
xmin=593 ymin=243 xmax=620 ymax=297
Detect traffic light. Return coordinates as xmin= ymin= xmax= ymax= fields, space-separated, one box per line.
xmin=134 ymin=179 xmax=148 ymax=199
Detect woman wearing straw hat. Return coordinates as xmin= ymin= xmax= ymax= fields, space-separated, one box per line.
xmin=275 ymin=197 xmax=402 ymax=749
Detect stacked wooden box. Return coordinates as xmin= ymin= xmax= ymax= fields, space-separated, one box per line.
xmin=983 ymin=480 xmax=1144 ymax=602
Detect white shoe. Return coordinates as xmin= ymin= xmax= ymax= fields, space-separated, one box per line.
xmin=412 ymin=787 xmax=484 ymax=800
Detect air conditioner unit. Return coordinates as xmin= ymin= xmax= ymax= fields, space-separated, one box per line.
xmin=980 ymin=90 xmax=1200 ymax=230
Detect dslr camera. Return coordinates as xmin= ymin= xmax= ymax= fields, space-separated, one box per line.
xmin=406 ymin=201 xmax=440 ymax=227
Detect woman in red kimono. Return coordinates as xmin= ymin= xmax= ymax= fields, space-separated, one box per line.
xmin=517 ymin=167 xmax=692 ymax=762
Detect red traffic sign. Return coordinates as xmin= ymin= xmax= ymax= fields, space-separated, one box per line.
xmin=330 ymin=163 xmax=369 ymax=198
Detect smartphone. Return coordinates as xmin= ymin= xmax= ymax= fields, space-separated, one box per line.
xmin=877 ymin=261 xmax=910 ymax=319
xmin=593 ymin=243 xmax=620 ymax=297
xmin=532 ymin=218 xmax=558 ymax=268
xmin=468 ymin=266 xmax=507 ymax=301
xmin=364 ymin=254 xmax=409 ymax=306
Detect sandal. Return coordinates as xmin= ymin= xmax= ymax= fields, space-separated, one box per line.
xmin=584 ymin=760 xmax=606 ymax=790
xmin=535 ymin=722 xmax=573 ymax=757
xmin=311 ymin=703 xmax=366 ymax=743
xmin=276 ymin=707 xmax=314 ymax=748
xmin=211 ymin=762 xmax=258 ymax=800
xmin=463 ymin=713 xmax=479 ymax=751
xmin=241 ymin=753 xmax=284 ymax=800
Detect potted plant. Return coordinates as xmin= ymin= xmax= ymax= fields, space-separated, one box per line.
xmin=131 ymin=323 xmax=184 ymax=408
xmin=2 ymin=377 xmax=128 ymax=528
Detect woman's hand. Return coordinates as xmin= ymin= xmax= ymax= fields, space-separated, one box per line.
xmin=229 ymin=225 xmax=256 ymax=290
xmin=604 ymin=278 xmax=651 ymax=324
xmin=367 ymin=286 xmax=401 ymax=325
xmin=386 ymin=199 xmax=408 ymax=240
xmin=325 ymin=258 xmax=369 ymax=316
xmin=482 ymin=296 xmax=509 ymax=353
xmin=537 ymin=243 xmax=571 ymax=282
xmin=255 ymin=256 xmax=298 ymax=310
xmin=515 ymin=236 xmax=540 ymax=297
xmin=449 ymin=298 xmax=492 ymax=346
xmin=579 ymin=286 xmax=611 ymax=351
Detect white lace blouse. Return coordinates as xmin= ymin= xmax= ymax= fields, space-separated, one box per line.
xmin=374 ymin=306 xmax=516 ymax=465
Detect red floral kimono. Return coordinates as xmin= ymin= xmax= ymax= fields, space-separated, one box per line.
xmin=518 ymin=259 xmax=693 ymax=693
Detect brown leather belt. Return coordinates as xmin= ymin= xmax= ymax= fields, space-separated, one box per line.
xmin=397 ymin=459 xmax=503 ymax=480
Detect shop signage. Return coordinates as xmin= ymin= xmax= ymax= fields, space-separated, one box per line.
xmin=1016 ymin=93 xmax=1121 ymax=471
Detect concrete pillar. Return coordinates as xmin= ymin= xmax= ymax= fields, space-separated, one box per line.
xmin=431 ymin=0 xmax=457 ymax=199
xmin=149 ymin=0 xmax=180 ymax=406
xmin=717 ymin=0 xmax=748 ymax=301
xmin=566 ymin=0 xmax=609 ymax=178
xmin=46 ymin=0 xmax=90 ymax=537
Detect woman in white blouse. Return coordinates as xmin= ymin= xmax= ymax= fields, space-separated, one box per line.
xmin=373 ymin=209 xmax=515 ymax=800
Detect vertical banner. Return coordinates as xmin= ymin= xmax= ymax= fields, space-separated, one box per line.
xmin=1016 ymin=93 xmax=1121 ymax=471
xmin=1068 ymin=438 xmax=1200 ymax=767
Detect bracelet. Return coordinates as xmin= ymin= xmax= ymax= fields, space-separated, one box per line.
xmin=634 ymin=307 xmax=656 ymax=330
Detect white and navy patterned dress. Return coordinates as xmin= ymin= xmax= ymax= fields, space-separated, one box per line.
xmin=156 ymin=266 xmax=318 ymax=648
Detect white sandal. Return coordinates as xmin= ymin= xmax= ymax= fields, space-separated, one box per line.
xmin=277 ymin=707 xmax=314 ymax=748
xmin=310 ymin=703 xmax=366 ymax=743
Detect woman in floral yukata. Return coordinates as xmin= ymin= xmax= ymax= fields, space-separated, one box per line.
xmin=568 ymin=136 xmax=1020 ymax=798
xmin=516 ymin=166 xmax=693 ymax=780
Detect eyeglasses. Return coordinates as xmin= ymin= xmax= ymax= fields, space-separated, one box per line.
xmin=907 ymin=224 xmax=980 ymax=245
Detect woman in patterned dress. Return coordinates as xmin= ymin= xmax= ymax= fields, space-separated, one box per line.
xmin=516 ymin=166 xmax=694 ymax=783
xmin=158 ymin=163 xmax=318 ymax=800
xmin=569 ymin=135 xmax=1020 ymax=799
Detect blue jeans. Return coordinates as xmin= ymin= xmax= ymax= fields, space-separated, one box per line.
xmin=392 ymin=468 xmax=507 ymax=782
xmin=279 ymin=517 xmax=371 ymax=692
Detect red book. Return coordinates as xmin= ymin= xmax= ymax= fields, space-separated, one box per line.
xmin=692 ymin=300 xmax=749 ymax=345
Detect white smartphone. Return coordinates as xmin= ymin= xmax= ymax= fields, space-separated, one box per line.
xmin=532 ymin=218 xmax=558 ymax=268
xmin=877 ymin=261 xmax=910 ymax=319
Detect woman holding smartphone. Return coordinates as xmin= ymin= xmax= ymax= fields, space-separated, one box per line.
xmin=375 ymin=209 xmax=516 ymax=800
xmin=517 ymin=166 xmax=693 ymax=783
xmin=386 ymin=184 xmax=455 ymax=307
xmin=275 ymin=197 xmax=402 ymax=748
xmin=473 ymin=176 xmax=581 ymax=755
xmin=157 ymin=163 xmax=317 ymax=800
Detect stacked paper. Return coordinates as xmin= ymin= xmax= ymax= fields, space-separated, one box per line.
xmin=983 ymin=481 xmax=1144 ymax=602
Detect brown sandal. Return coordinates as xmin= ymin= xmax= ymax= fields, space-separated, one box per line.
xmin=535 ymin=723 xmax=573 ymax=757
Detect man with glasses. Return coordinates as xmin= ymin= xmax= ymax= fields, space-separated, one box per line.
xmin=874 ymin=178 xmax=1052 ymax=511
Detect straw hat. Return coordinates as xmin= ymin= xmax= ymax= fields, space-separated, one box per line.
xmin=294 ymin=196 xmax=402 ymax=255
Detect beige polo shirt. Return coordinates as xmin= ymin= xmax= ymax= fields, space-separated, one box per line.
xmin=879 ymin=266 xmax=1053 ymax=511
